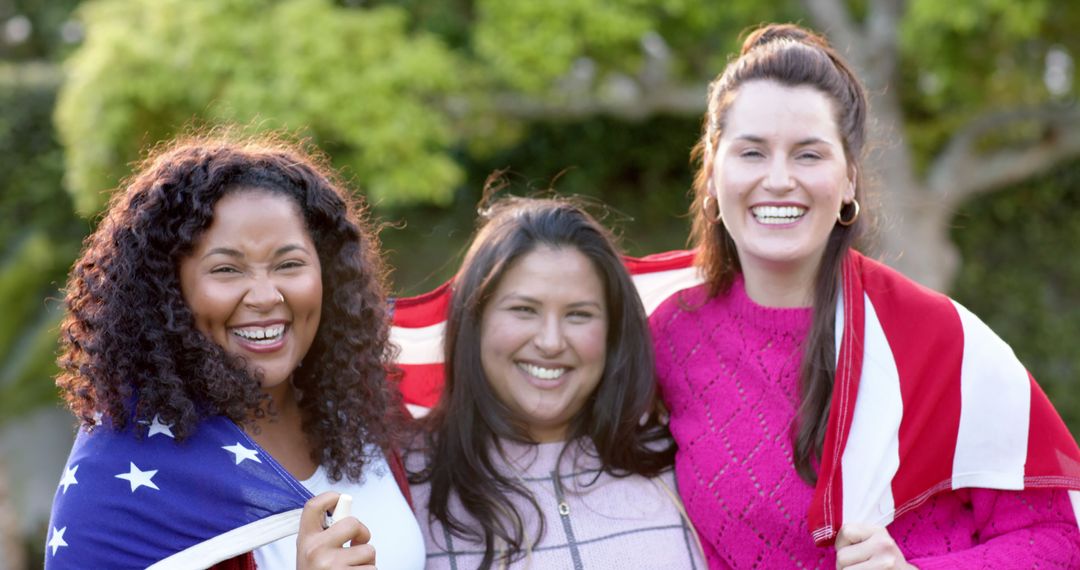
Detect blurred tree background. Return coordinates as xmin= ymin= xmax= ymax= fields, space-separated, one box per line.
xmin=1 ymin=0 xmax=1078 ymax=567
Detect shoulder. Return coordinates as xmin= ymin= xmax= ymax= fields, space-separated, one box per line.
xmin=649 ymin=283 xmax=711 ymax=330
xmin=851 ymin=252 xmax=1007 ymax=353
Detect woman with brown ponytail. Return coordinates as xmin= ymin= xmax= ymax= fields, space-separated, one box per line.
xmin=650 ymin=23 xmax=1080 ymax=568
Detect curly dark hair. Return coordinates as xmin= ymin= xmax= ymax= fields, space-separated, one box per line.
xmin=411 ymin=196 xmax=674 ymax=569
xmin=56 ymin=133 xmax=401 ymax=481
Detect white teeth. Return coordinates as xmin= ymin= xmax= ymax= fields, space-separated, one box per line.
xmin=518 ymin=363 xmax=567 ymax=380
xmin=232 ymin=325 xmax=285 ymax=344
xmin=752 ymin=205 xmax=806 ymax=224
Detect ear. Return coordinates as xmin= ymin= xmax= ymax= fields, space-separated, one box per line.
xmin=844 ymin=166 xmax=858 ymax=203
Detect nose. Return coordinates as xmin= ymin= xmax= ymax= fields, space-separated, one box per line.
xmin=763 ymin=156 xmax=794 ymax=192
xmin=243 ymin=277 xmax=284 ymax=310
xmin=533 ymin=314 xmax=567 ymax=355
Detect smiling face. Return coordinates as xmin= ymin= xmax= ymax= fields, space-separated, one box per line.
xmin=711 ymin=80 xmax=854 ymax=302
xmin=479 ymin=245 xmax=608 ymax=443
xmin=178 ymin=189 xmax=323 ymax=400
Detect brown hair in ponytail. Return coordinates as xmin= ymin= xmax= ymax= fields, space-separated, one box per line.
xmin=687 ymin=23 xmax=871 ymax=484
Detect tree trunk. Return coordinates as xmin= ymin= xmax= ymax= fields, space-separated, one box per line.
xmin=0 ymin=458 xmax=25 ymax=570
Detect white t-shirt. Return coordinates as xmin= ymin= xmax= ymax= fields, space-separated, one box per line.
xmin=253 ymin=447 xmax=425 ymax=569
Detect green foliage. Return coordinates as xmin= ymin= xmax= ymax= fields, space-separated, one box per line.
xmin=951 ymin=160 xmax=1080 ymax=438
xmin=56 ymin=0 xmax=470 ymax=215
xmin=0 ymin=63 xmax=81 ymax=424
xmin=382 ymin=114 xmax=699 ymax=294
xmin=0 ymin=0 xmax=84 ymax=61
xmin=899 ymin=0 xmax=1079 ymax=172
xmin=472 ymin=0 xmax=800 ymax=92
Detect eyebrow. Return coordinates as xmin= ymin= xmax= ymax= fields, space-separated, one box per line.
xmin=201 ymin=244 xmax=311 ymax=260
xmin=734 ymin=134 xmax=834 ymax=147
xmin=500 ymin=293 xmax=604 ymax=310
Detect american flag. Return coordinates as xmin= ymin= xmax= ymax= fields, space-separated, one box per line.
xmin=389 ymin=249 xmax=1080 ymax=544
xmin=47 ymin=414 xmax=312 ymax=569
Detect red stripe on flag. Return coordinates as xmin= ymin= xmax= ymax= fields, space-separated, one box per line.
xmin=397 ymin=363 xmax=446 ymax=409
xmin=1025 ymin=375 xmax=1080 ymax=484
xmin=861 ymin=259 xmax=964 ymax=516
xmin=812 ymin=254 xmax=864 ymax=544
xmin=624 ymin=250 xmax=696 ymax=274
xmin=392 ymin=282 xmax=452 ymax=328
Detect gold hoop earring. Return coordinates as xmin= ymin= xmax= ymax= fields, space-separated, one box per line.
xmin=702 ymin=195 xmax=723 ymax=224
xmin=837 ymin=199 xmax=860 ymax=226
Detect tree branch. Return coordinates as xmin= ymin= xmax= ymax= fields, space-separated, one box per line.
xmin=927 ymin=105 xmax=1080 ymax=204
xmin=862 ymin=0 xmax=905 ymax=91
xmin=802 ymin=0 xmax=864 ymax=62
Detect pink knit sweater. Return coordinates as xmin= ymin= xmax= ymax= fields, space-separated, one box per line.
xmin=650 ymin=278 xmax=1080 ymax=569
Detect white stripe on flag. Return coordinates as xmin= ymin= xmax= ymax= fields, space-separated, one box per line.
xmin=840 ymin=293 xmax=902 ymax=526
xmin=390 ymin=322 xmax=446 ymax=365
xmin=951 ymin=300 xmax=1028 ymax=489
xmin=147 ymin=508 xmax=304 ymax=570
xmin=1069 ymin=490 xmax=1080 ymax=528
xmin=631 ymin=267 xmax=704 ymax=316
xmin=406 ymin=403 xmax=432 ymax=418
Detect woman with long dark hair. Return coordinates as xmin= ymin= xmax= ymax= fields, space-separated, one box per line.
xmin=651 ymin=22 xmax=1080 ymax=568
xmin=409 ymin=196 xmax=704 ymax=569
xmin=47 ymin=134 xmax=422 ymax=569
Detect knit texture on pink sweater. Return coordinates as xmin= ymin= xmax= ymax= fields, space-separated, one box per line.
xmin=650 ymin=279 xmax=1080 ymax=569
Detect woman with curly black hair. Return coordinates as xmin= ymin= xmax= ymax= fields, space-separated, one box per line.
xmin=46 ymin=134 xmax=423 ymax=570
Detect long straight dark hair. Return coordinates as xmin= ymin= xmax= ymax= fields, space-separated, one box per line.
xmin=688 ymin=24 xmax=871 ymax=484
xmin=411 ymin=196 xmax=674 ymax=568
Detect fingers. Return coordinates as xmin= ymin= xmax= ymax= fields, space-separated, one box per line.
xmin=340 ymin=543 xmax=377 ymax=566
xmin=300 ymin=492 xmax=342 ymax=535
xmin=835 ymin=523 xmax=873 ymax=549
xmin=835 ymin=524 xmax=908 ymax=570
xmin=297 ymin=492 xmax=377 ymax=570
xmin=322 ymin=515 xmax=373 ymax=547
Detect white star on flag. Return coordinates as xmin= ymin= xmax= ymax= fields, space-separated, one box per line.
xmin=115 ymin=462 xmax=160 ymax=492
xmin=48 ymin=526 xmax=68 ymax=555
xmin=222 ymin=442 xmax=261 ymax=465
xmin=143 ymin=414 xmax=175 ymax=438
xmin=59 ymin=464 xmax=79 ymax=494
xmin=92 ymin=411 xmax=103 ymax=426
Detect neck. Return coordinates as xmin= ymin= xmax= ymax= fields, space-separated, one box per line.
xmin=739 ymin=257 xmax=819 ymax=308
xmin=247 ymin=382 xmax=317 ymax=479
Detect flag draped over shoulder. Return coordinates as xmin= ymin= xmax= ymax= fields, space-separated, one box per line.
xmin=389 ymin=248 xmax=1080 ymax=545
xmin=46 ymin=415 xmax=312 ymax=569
xmin=809 ymin=250 xmax=1080 ymax=545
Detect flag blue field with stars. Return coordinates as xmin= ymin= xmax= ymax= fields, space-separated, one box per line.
xmin=46 ymin=414 xmax=313 ymax=569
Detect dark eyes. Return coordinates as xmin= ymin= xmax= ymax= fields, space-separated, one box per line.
xmin=208 ymin=260 xmax=306 ymax=274
xmin=739 ymin=149 xmax=822 ymax=160
xmin=506 ymin=306 xmax=596 ymax=320
xmin=277 ymin=260 xmax=306 ymax=270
